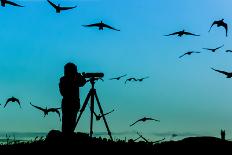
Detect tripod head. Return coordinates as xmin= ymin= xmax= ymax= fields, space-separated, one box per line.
xmin=82 ymin=72 xmax=104 ymax=88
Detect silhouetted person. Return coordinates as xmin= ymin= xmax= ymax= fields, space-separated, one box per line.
xmin=83 ymin=21 xmax=120 ymax=31
xmin=4 ymin=96 xmax=21 ymax=108
xmin=30 ymin=102 xmax=61 ymax=121
xmin=209 ymin=19 xmax=228 ymax=37
xmin=59 ymin=62 xmax=86 ymax=136
xmin=221 ymin=129 xmax=225 ymax=140
xmin=203 ymin=45 xmax=224 ymax=52
xmin=1 ymin=0 xmax=23 ymax=7
xmin=130 ymin=117 xmax=160 ymax=127
xmin=164 ymin=30 xmax=200 ymax=37
xmin=211 ymin=67 xmax=232 ymax=78
xmin=47 ymin=0 xmax=76 ymax=13
xmin=179 ymin=51 xmax=201 ymax=58
xmin=109 ymin=74 xmax=127 ymax=80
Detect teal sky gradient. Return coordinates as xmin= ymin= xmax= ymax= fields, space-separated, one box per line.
xmin=0 ymin=0 xmax=232 ymax=140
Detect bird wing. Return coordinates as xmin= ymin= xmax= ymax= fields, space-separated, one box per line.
xmin=30 ymin=102 xmax=46 ymax=112
xmin=5 ymin=0 xmax=23 ymax=7
xmin=47 ymin=0 xmax=57 ymax=9
xmin=202 ymin=48 xmax=212 ymax=51
xmin=226 ymin=50 xmax=232 ymax=52
xmin=136 ymin=132 xmax=149 ymax=143
xmin=125 ymin=79 xmax=129 ymax=84
xmin=222 ymin=23 xmax=228 ymax=37
xmin=150 ymin=118 xmax=160 ymax=122
xmin=192 ymin=51 xmax=201 ymax=53
xmin=48 ymin=108 xmax=61 ymax=120
xmin=88 ymin=105 xmax=98 ymax=117
xmin=102 ymin=23 xmax=120 ymax=31
xmin=82 ymin=23 xmax=101 ymax=27
xmin=179 ymin=53 xmax=187 ymax=58
xmin=15 ymin=98 xmax=21 ymax=107
xmin=4 ymin=98 xmax=11 ymax=108
xmin=102 ymin=109 xmax=114 ymax=117
xmin=131 ymin=78 xmax=137 ymax=81
xmin=215 ymin=45 xmax=224 ymax=50
xmin=164 ymin=32 xmax=179 ymax=36
xmin=120 ymin=74 xmax=127 ymax=78
xmin=130 ymin=119 xmax=142 ymax=127
xmin=211 ymin=68 xmax=229 ymax=76
xmin=209 ymin=21 xmax=217 ymax=32
xmin=141 ymin=76 xmax=149 ymax=80
xmin=60 ymin=6 xmax=77 ymax=11
xmin=110 ymin=74 xmax=127 ymax=80
xmin=184 ymin=32 xmax=200 ymax=36
xmin=109 ymin=77 xmax=117 ymax=80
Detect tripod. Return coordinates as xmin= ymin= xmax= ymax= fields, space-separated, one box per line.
xmin=75 ymin=77 xmax=113 ymax=140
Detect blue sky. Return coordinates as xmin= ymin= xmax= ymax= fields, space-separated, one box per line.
xmin=0 ymin=0 xmax=232 ymax=140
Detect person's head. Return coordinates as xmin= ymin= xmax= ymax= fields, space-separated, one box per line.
xmin=64 ymin=62 xmax=78 ymax=77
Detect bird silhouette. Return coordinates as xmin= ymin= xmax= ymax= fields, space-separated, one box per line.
xmin=172 ymin=134 xmax=178 ymax=137
xmin=47 ymin=0 xmax=76 ymax=13
xmin=179 ymin=51 xmax=201 ymax=58
xmin=136 ymin=77 xmax=149 ymax=82
xmin=109 ymin=74 xmax=127 ymax=80
xmin=136 ymin=132 xmax=165 ymax=144
xmin=225 ymin=50 xmax=232 ymax=52
xmin=202 ymin=45 xmax=224 ymax=52
xmin=136 ymin=132 xmax=149 ymax=143
xmin=90 ymin=107 xmax=115 ymax=121
xmin=1 ymin=0 xmax=23 ymax=7
xmin=83 ymin=21 xmax=120 ymax=31
xmin=209 ymin=19 xmax=228 ymax=37
xmin=130 ymin=117 xmax=160 ymax=127
xmin=164 ymin=30 xmax=200 ymax=37
xmin=4 ymin=97 xmax=21 ymax=108
xmin=211 ymin=68 xmax=232 ymax=78
xmin=125 ymin=78 xmax=137 ymax=84
xmin=30 ymin=102 xmax=61 ymax=121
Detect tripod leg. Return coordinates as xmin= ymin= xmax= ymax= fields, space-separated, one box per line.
xmin=74 ymin=91 xmax=91 ymax=130
xmin=94 ymin=91 xmax=113 ymax=141
xmin=90 ymin=90 xmax=94 ymax=138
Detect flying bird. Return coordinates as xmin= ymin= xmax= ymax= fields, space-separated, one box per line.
xmin=1 ymin=0 xmax=24 ymax=7
xmin=171 ymin=134 xmax=178 ymax=138
xmin=179 ymin=51 xmax=201 ymax=58
xmin=30 ymin=102 xmax=61 ymax=121
xmin=47 ymin=0 xmax=76 ymax=13
xmin=125 ymin=78 xmax=137 ymax=84
xmin=164 ymin=30 xmax=200 ymax=37
xmin=92 ymin=109 xmax=115 ymax=121
xmin=211 ymin=68 xmax=232 ymax=78
xmin=4 ymin=97 xmax=21 ymax=108
xmin=202 ymin=45 xmax=224 ymax=52
xmin=130 ymin=117 xmax=160 ymax=127
xmin=136 ymin=77 xmax=149 ymax=82
xmin=209 ymin=19 xmax=228 ymax=37
xmin=109 ymin=74 xmax=127 ymax=80
xmin=225 ymin=50 xmax=232 ymax=52
xmin=136 ymin=132 xmax=149 ymax=143
xmin=83 ymin=21 xmax=120 ymax=31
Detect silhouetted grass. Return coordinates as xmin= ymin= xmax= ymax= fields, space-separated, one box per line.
xmin=0 ymin=130 xmax=231 ymax=154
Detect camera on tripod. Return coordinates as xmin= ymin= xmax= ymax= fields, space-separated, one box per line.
xmin=82 ymin=72 xmax=104 ymax=78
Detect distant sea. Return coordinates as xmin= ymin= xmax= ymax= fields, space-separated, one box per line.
xmin=0 ymin=132 xmax=47 ymax=144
